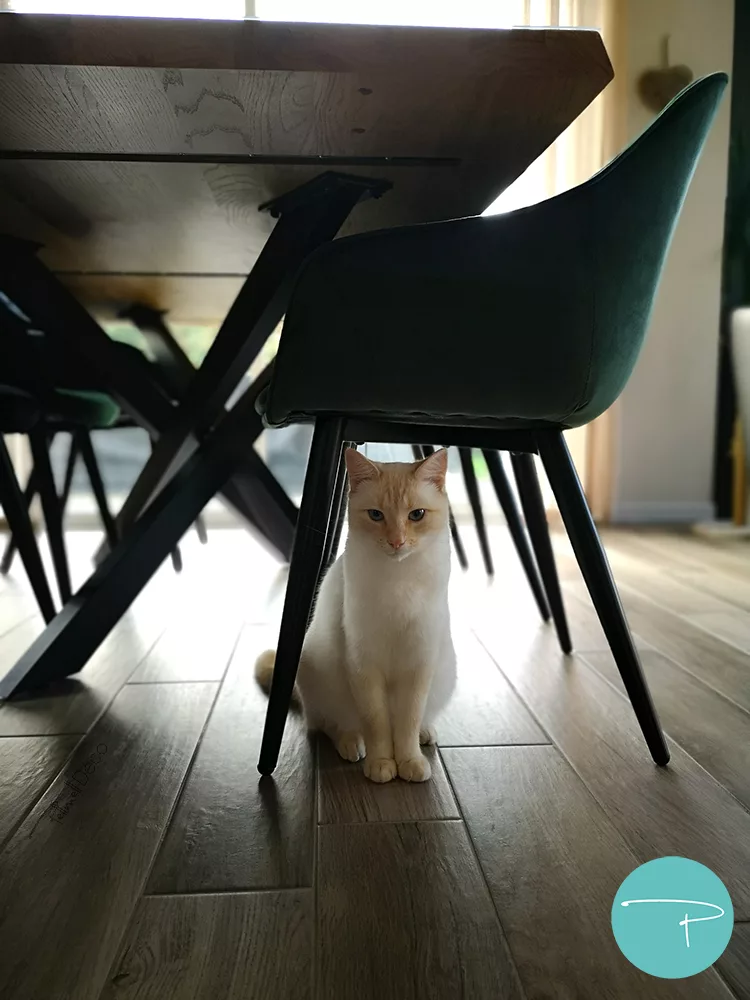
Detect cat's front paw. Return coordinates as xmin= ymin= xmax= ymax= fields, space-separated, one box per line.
xmin=363 ymin=757 xmax=398 ymax=783
xmin=419 ymin=726 xmax=437 ymax=746
xmin=397 ymin=755 xmax=432 ymax=782
xmin=335 ymin=731 xmax=366 ymax=762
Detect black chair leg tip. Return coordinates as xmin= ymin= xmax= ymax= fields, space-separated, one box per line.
xmin=258 ymin=760 xmax=276 ymax=777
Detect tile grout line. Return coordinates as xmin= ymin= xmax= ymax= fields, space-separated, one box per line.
xmin=319 ymin=815 xmax=465 ymax=828
xmin=144 ymin=885 xmax=312 ymax=898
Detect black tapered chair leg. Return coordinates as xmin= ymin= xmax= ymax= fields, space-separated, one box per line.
xmin=536 ymin=430 xmax=669 ymax=766
xmin=448 ymin=506 xmax=469 ymax=570
xmin=323 ymin=441 xmax=350 ymax=572
xmin=2 ymin=433 xmax=77 ymax=575
xmin=77 ymin=430 xmax=119 ymax=549
xmin=510 ymin=452 xmax=571 ymax=652
xmin=259 ymin=417 xmax=344 ymax=775
xmin=194 ymin=514 xmax=208 ymax=544
xmin=147 ymin=434 xmax=182 ymax=573
xmin=413 ymin=444 xmax=467 ymax=569
xmin=0 ymin=439 xmax=56 ymax=622
xmin=1 ymin=466 xmax=38 ymax=575
xmin=29 ymin=425 xmax=72 ymax=605
xmin=59 ymin=434 xmax=79 ymax=517
xmin=483 ymin=449 xmax=550 ymax=622
xmin=458 ymin=447 xmax=494 ymax=576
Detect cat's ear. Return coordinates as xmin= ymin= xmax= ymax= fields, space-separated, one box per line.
xmin=415 ymin=448 xmax=448 ymax=491
xmin=345 ymin=449 xmax=379 ymax=491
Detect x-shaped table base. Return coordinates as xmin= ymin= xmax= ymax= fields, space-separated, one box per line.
xmin=0 ymin=171 xmax=390 ymax=697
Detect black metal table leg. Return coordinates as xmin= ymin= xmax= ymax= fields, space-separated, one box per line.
xmin=0 ymin=241 xmax=289 ymax=560
xmin=0 ymin=438 xmax=56 ymax=623
xmin=0 ymin=172 xmax=390 ymax=697
xmin=536 ymin=430 xmax=669 ymax=766
xmin=112 ymin=173 xmax=390 ymax=533
xmin=77 ymin=430 xmax=119 ymax=549
xmin=0 ymin=388 xmax=266 ymax=698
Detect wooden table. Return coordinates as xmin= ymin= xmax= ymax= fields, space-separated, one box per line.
xmin=0 ymin=14 xmax=611 ymax=318
xmin=0 ymin=13 xmax=612 ymax=697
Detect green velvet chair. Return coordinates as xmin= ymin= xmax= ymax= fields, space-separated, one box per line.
xmin=257 ymin=73 xmax=728 ymax=775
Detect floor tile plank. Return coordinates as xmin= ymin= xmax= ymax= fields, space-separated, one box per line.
xmin=471 ymin=622 xmax=750 ymax=919
xmin=438 ymin=629 xmax=549 ymax=747
xmin=147 ymin=626 xmax=315 ymax=893
xmin=0 ymin=610 xmax=167 ymax=736
xmin=0 ymin=734 xmax=78 ymax=845
xmin=442 ymin=745 xmax=731 ymax=999
xmin=718 ymin=923 xmax=750 ymax=1000
xmin=99 ymin=891 xmax=312 ymax=1000
xmin=0 ymin=682 xmax=217 ymax=1000
xmin=317 ymin=821 xmax=525 ymax=1000
xmin=611 ymin=531 xmax=750 ymax=613
xmin=128 ymin=610 xmax=241 ymax=683
xmin=318 ymin=740 xmax=459 ymax=824
xmin=565 ymin=578 xmax=750 ymax=714
xmin=584 ymin=646 xmax=750 ymax=810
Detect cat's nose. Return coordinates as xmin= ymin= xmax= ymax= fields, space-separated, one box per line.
xmin=388 ymin=538 xmax=405 ymax=550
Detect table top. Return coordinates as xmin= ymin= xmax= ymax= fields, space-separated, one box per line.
xmin=0 ymin=14 xmax=612 ymax=320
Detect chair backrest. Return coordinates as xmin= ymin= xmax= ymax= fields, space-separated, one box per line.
xmin=264 ymin=74 xmax=728 ymax=432
xmin=565 ymin=72 xmax=728 ymax=424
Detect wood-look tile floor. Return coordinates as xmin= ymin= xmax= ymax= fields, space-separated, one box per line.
xmin=0 ymin=526 xmax=749 ymax=999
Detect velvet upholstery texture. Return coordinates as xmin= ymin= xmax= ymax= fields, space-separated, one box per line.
xmin=0 ymin=320 xmax=121 ymax=429
xmin=262 ymin=74 xmax=727 ymax=431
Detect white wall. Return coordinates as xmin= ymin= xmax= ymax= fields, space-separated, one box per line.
xmin=610 ymin=0 xmax=734 ymax=524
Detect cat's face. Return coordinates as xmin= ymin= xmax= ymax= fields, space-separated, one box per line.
xmin=345 ymin=449 xmax=449 ymax=561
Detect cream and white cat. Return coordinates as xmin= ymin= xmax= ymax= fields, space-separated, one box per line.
xmin=256 ymin=448 xmax=456 ymax=783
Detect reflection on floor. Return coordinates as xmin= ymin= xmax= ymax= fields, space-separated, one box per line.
xmin=0 ymin=526 xmax=748 ymax=999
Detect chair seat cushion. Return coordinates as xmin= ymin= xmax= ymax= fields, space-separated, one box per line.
xmin=48 ymin=389 xmax=120 ymax=429
xmin=257 ymin=386 xmax=559 ymax=432
xmin=262 ymin=212 xmax=595 ymax=431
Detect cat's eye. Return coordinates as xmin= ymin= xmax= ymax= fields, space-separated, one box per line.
xmin=367 ymin=509 xmax=384 ymax=522
xmin=408 ymin=509 xmax=426 ymax=522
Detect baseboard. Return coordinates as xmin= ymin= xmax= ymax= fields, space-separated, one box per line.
xmin=610 ymin=501 xmax=715 ymax=525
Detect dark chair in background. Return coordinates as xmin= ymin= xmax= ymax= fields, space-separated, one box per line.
xmin=0 ymin=300 xmax=207 ymax=608
xmin=255 ymin=74 xmax=728 ymax=775
xmin=0 ymin=298 xmax=121 ymax=606
xmin=0 ymin=386 xmax=57 ymax=621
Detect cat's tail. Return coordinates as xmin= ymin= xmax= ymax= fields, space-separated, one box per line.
xmin=254 ymin=649 xmax=301 ymax=708
xmin=254 ymin=649 xmax=277 ymax=692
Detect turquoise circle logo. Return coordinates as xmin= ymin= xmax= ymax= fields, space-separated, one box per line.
xmin=612 ymin=857 xmax=733 ymax=979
